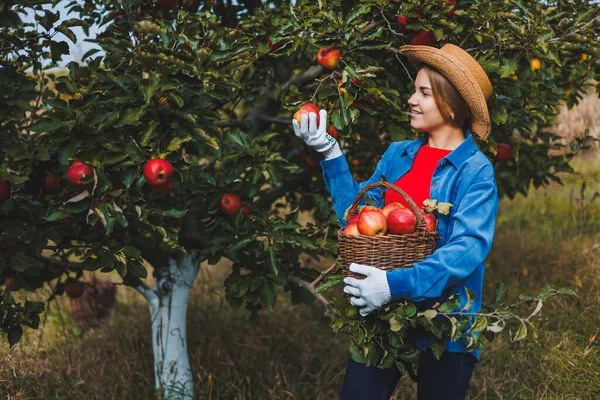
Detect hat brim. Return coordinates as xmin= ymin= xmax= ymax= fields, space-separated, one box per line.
xmin=399 ymin=45 xmax=491 ymax=140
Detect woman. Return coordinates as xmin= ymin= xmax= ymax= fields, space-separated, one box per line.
xmin=292 ymin=44 xmax=499 ymax=399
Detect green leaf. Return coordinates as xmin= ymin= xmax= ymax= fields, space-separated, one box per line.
xmin=437 ymin=295 xmax=460 ymax=313
xmin=8 ymin=326 xmax=23 ymax=347
xmin=389 ymin=317 xmax=402 ymax=332
xmin=463 ymin=288 xmax=475 ymax=311
xmin=469 ymin=316 xmax=488 ymax=333
xmin=557 ymin=287 xmax=577 ymax=296
xmin=512 ymin=323 xmax=528 ymax=342
xmin=430 ymin=338 xmax=446 ymax=360
xmin=50 ymin=41 xmax=70 ymax=64
xmin=29 ymin=118 xmax=62 ymax=133
xmin=419 ymin=309 xmax=438 ymax=320
xmin=260 ymin=285 xmax=277 ymax=311
xmin=499 ymin=56 xmax=520 ymax=78
xmin=113 ymin=108 xmax=147 ymax=128
xmin=267 ymin=247 xmax=279 ymax=275
xmin=193 ymin=128 xmax=219 ymax=150
xmin=493 ymin=282 xmax=508 ymax=306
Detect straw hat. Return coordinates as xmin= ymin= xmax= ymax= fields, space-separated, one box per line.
xmin=399 ymin=44 xmax=493 ymax=140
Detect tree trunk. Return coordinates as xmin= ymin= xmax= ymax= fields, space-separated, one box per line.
xmin=136 ymin=250 xmax=200 ymax=399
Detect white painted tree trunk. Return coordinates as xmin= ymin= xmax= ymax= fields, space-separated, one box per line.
xmin=137 ymin=251 xmax=200 ymax=400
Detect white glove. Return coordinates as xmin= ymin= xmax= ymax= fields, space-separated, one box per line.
xmin=292 ymin=109 xmax=342 ymax=160
xmin=343 ymin=263 xmax=392 ymax=317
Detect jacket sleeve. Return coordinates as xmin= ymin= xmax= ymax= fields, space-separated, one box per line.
xmin=386 ymin=166 xmax=499 ymax=302
xmin=320 ymin=145 xmax=396 ymax=226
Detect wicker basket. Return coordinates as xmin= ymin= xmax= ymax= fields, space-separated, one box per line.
xmin=68 ymin=276 xmax=116 ymax=325
xmin=338 ymin=181 xmax=439 ymax=278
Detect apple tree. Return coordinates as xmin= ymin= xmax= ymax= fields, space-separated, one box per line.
xmin=1 ymin=0 xmax=599 ymax=397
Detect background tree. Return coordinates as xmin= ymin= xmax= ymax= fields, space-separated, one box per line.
xmin=1 ymin=0 xmax=599 ymax=397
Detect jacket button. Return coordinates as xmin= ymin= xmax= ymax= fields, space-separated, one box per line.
xmin=433 ymin=183 xmax=438 ymax=187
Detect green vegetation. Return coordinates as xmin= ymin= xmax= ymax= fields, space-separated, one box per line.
xmin=1 ymin=158 xmax=598 ymax=399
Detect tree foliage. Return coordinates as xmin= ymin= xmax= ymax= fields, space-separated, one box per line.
xmin=1 ymin=0 xmax=599 ymax=345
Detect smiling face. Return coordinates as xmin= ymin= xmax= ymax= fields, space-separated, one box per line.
xmin=407 ymin=69 xmax=447 ymax=133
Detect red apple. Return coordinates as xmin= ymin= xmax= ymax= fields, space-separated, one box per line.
xmin=351 ymin=79 xmax=362 ymax=87
xmin=153 ymin=181 xmax=174 ymax=194
xmin=347 ymin=215 xmax=360 ymax=225
xmin=357 ymin=209 xmax=387 ymax=236
xmin=327 ymin=124 xmax=338 ymax=140
xmin=443 ymin=0 xmax=457 ymax=17
xmin=359 ymin=205 xmax=379 ymax=215
xmin=267 ymin=37 xmax=283 ymax=53
xmin=65 ymin=281 xmax=84 ymax=299
xmin=316 ymin=46 xmax=340 ymax=69
xmin=241 ymin=205 xmax=250 ymax=219
xmin=144 ymin=159 xmax=174 ymax=187
xmin=495 ymin=143 xmax=512 ymax=162
xmin=220 ymin=193 xmax=242 ymax=215
xmin=397 ymin=8 xmax=422 ymax=27
xmin=387 ymin=208 xmax=417 ymax=235
xmin=0 ymin=179 xmax=11 ymax=205
xmin=423 ymin=212 xmax=437 ymax=233
xmin=44 ymin=174 xmax=62 ymax=194
xmin=382 ymin=202 xmax=406 ymax=218
xmin=293 ymin=103 xmax=320 ymax=125
xmin=343 ymin=221 xmax=360 ymax=236
xmin=412 ymin=30 xmax=435 ymax=46
xmin=67 ymin=161 xmax=93 ymax=190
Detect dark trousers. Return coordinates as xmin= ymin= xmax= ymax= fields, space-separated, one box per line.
xmin=339 ymin=349 xmax=477 ymax=400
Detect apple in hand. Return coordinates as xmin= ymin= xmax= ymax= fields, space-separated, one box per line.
xmin=343 ymin=222 xmax=360 ymax=236
xmin=220 ymin=193 xmax=242 ymax=215
xmin=358 ymin=209 xmax=387 ymax=236
xmin=387 ymin=208 xmax=416 ymax=235
xmin=67 ymin=161 xmax=93 ymax=189
xmin=316 ymin=46 xmax=340 ymax=69
xmin=144 ymin=159 xmax=174 ymax=187
xmin=382 ymin=202 xmax=406 ymax=218
xmin=0 ymin=179 xmax=11 ymax=205
xmin=293 ymin=103 xmax=320 ymax=125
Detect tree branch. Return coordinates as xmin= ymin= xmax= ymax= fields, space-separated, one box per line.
xmin=288 ymin=274 xmax=332 ymax=307
xmin=35 ymin=255 xmax=82 ymax=270
xmin=257 ymin=115 xmax=293 ymax=125
xmin=310 ymin=260 xmax=338 ymax=287
xmin=251 ymin=169 xmax=312 ymax=210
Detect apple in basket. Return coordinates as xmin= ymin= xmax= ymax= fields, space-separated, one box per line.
xmin=347 ymin=215 xmax=360 ymax=225
xmin=387 ymin=208 xmax=416 ymax=235
xmin=357 ymin=208 xmax=387 ymax=236
xmin=359 ymin=205 xmax=379 ymax=215
xmin=343 ymin=221 xmax=361 ymax=236
xmin=423 ymin=212 xmax=437 ymax=233
xmin=382 ymin=202 xmax=406 ymax=218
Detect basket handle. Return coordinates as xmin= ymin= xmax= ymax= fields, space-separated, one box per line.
xmin=347 ymin=181 xmax=427 ymax=231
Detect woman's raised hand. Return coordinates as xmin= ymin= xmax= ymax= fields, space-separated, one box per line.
xmin=292 ymin=109 xmax=338 ymax=154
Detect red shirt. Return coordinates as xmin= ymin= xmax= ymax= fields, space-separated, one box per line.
xmin=384 ymin=145 xmax=452 ymax=210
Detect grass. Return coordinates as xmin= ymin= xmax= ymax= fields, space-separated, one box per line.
xmin=1 ymin=162 xmax=600 ymax=399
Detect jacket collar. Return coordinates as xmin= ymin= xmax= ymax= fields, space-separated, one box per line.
xmin=402 ymin=132 xmax=479 ymax=169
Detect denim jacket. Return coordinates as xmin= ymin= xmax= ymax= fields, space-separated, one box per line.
xmin=321 ymin=132 xmax=499 ymax=357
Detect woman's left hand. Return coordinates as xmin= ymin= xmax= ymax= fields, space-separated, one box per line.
xmin=343 ymin=263 xmax=392 ymax=316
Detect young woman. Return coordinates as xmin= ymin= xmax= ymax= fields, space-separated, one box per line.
xmin=292 ymin=44 xmax=499 ymax=399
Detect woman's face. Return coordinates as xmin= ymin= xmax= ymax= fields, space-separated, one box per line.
xmin=407 ymin=69 xmax=447 ymax=133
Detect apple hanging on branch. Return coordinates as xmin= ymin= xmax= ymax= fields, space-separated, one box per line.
xmin=67 ymin=161 xmax=93 ymax=190
xmin=144 ymin=158 xmax=174 ymax=187
xmin=316 ymin=46 xmax=340 ymax=69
